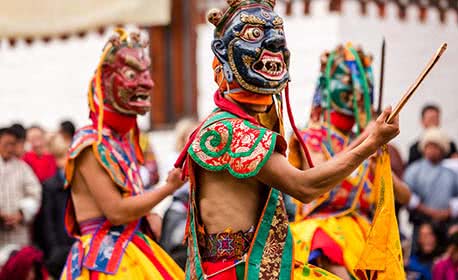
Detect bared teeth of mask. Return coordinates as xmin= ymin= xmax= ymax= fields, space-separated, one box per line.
xmin=262 ymin=66 xmax=268 ymax=72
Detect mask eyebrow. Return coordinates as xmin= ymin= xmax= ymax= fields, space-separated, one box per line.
xmin=272 ymin=16 xmax=283 ymax=26
xmin=240 ymin=13 xmax=266 ymax=25
xmin=122 ymin=54 xmax=149 ymax=71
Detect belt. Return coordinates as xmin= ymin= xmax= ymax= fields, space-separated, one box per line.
xmin=198 ymin=226 xmax=254 ymax=262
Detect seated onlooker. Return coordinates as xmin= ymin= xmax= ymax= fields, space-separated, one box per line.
xmin=432 ymin=228 xmax=458 ymax=280
xmin=405 ymin=128 xmax=458 ymax=251
xmin=40 ymin=134 xmax=74 ymax=278
xmin=23 ymin=126 xmax=57 ymax=183
xmin=408 ymin=104 xmax=457 ymax=165
xmin=0 ymin=246 xmax=48 ymax=280
xmin=58 ymin=120 xmax=75 ymax=145
xmin=406 ymin=222 xmax=443 ymax=280
xmin=0 ymin=127 xmax=41 ymax=251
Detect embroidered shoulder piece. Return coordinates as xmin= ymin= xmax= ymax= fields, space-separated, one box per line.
xmin=188 ymin=115 xmax=286 ymax=179
xmin=64 ymin=125 xmax=142 ymax=195
xmin=67 ymin=125 xmax=98 ymax=160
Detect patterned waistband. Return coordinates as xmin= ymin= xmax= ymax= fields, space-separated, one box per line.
xmin=198 ymin=226 xmax=254 ymax=262
xmin=79 ymin=217 xmax=106 ymax=235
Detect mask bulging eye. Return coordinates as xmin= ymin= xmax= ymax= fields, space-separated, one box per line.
xmin=240 ymin=26 xmax=264 ymax=42
xmin=123 ymin=69 xmax=137 ymax=80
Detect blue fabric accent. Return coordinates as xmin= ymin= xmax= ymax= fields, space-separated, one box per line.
xmin=90 ymin=226 xmax=124 ymax=272
xmin=308 ymin=249 xmax=323 ymax=265
xmin=69 ymin=241 xmax=83 ymax=279
xmin=406 ymin=255 xmax=432 ymax=280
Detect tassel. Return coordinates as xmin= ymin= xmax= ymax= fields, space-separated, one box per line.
xmin=285 ymin=84 xmax=314 ymax=168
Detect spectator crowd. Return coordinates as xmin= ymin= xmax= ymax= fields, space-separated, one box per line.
xmin=1 ymin=104 xmax=458 ymax=280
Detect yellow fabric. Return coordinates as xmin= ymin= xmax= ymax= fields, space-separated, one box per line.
xmin=354 ymin=148 xmax=405 ymax=280
xmin=256 ymin=98 xmax=284 ymax=135
xmin=60 ymin=233 xmax=184 ymax=280
xmin=287 ymin=135 xmax=302 ymax=169
xmin=291 ymin=214 xmax=370 ymax=279
xmin=139 ymin=132 xmax=149 ymax=152
xmin=294 ymin=263 xmax=342 ymax=279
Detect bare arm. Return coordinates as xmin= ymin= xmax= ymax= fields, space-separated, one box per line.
xmin=258 ymin=107 xmax=399 ymax=203
xmin=77 ymin=148 xmax=184 ymax=225
xmin=415 ymin=203 xmax=450 ymax=222
xmin=259 ymin=139 xmax=377 ymax=203
xmin=392 ymin=173 xmax=411 ymax=205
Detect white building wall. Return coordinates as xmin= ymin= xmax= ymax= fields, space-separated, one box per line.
xmin=0 ymin=28 xmax=151 ymax=132
xmin=0 ymin=34 xmax=103 ymax=130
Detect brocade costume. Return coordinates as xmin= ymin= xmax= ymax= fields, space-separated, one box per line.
xmin=175 ymin=1 xmax=339 ymax=279
xmin=178 ymin=95 xmax=338 ymax=280
xmin=289 ymin=44 xmax=377 ymax=278
xmin=60 ymin=29 xmax=183 ymax=280
xmin=290 ymin=124 xmax=374 ymax=278
xmin=187 ymin=107 xmax=292 ymax=279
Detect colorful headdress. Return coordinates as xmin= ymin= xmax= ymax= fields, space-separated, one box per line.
xmin=88 ymin=28 xmax=150 ymax=163
xmin=313 ymin=43 xmax=375 ymax=134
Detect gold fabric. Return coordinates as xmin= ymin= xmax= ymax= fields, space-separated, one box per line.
xmin=354 ymin=147 xmax=405 ymax=279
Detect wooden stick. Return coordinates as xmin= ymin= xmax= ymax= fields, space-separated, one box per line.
xmin=386 ymin=43 xmax=447 ymax=123
xmin=377 ymin=37 xmax=386 ymax=115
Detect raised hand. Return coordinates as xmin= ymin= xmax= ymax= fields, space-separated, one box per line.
xmin=166 ymin=168 xmax=186 ymax=192
xmin=368 ymin=106 xmax=400 ymax=147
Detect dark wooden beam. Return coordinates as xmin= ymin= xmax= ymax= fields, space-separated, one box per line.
xmin=189 ymin=0 xmax=199 ymax=118
xmin=148 ymin=0 xmax=199 ymax=129
xmin=149 ymin=26 xmax=168 ymax=129
xmin=170 ymin=0 xmax=185 ymax=121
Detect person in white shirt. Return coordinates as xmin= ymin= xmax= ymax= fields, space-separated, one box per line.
xmin=0 ymin=127 xmax=41 ymax=265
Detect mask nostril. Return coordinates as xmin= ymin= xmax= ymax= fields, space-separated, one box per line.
xmin=264 ymin=36 xmax=286 ymax=52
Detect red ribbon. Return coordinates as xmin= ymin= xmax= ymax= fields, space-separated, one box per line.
xmin=285 ymin=84 xmax=314 ymax=168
